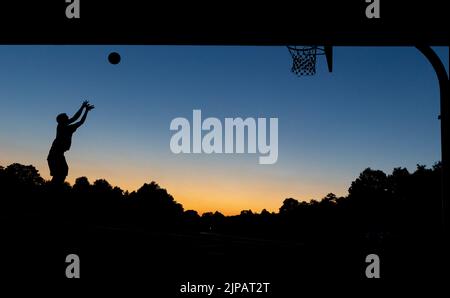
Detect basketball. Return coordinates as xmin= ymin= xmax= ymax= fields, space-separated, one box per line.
xmin=108 ymin=52 xmax=121 ymax=65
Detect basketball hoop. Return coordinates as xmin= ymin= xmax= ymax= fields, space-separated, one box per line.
xmin=287 ymin=46 xmax=332 ymax=76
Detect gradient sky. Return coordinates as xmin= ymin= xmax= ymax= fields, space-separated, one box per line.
xmin=0 ymin=46 xmax=448 ymax=215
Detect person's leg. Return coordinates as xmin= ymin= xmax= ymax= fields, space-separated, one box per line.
xmin=61 ymin=154 xmax=69 ymax=182
xmin=47 ymin=154 xmax=55 ymax=177
xmin=51 ymin=175 xmax=65 ymax=184
xmin=48 ymin=152 xmax=67 ymax=184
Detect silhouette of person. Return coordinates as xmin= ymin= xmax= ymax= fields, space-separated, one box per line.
xmin=47 ymin=101 xmax=94 ymax=184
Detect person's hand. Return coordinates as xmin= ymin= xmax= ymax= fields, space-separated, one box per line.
xmin=82 ymin=100 xmax=89 ymax=108
xmin=86 ymin=104 xmax=95 ymax=111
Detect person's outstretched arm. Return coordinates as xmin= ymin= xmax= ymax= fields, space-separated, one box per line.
xmin=70 ymin=104 xmax=94 ymax=130
xmin=68 ymin=101 xmax=89 ymax=124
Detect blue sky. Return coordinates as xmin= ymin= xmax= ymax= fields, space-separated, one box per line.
xmin=0 ymin=46 xmax=448 ymax=214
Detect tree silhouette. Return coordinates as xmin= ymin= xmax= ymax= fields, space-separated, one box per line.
xmin=279 ymin=198 xmax=299 ymax=214
xmin=2 ymin=163 xmax=45 ymax=188
xmin=0 ymin=160 xmax=443 ymax=280
xmin=0 ymin=161 xmax=444 ymax=281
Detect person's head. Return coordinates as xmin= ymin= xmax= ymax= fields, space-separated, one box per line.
xmin=56 ymin=113 xmax=69 ymax=125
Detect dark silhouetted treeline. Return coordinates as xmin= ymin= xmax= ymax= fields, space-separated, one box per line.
xmin=0 ymin=162 xmax=443 ymax=242
xmin=0 ymin=162 xmax=445 ymax=284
